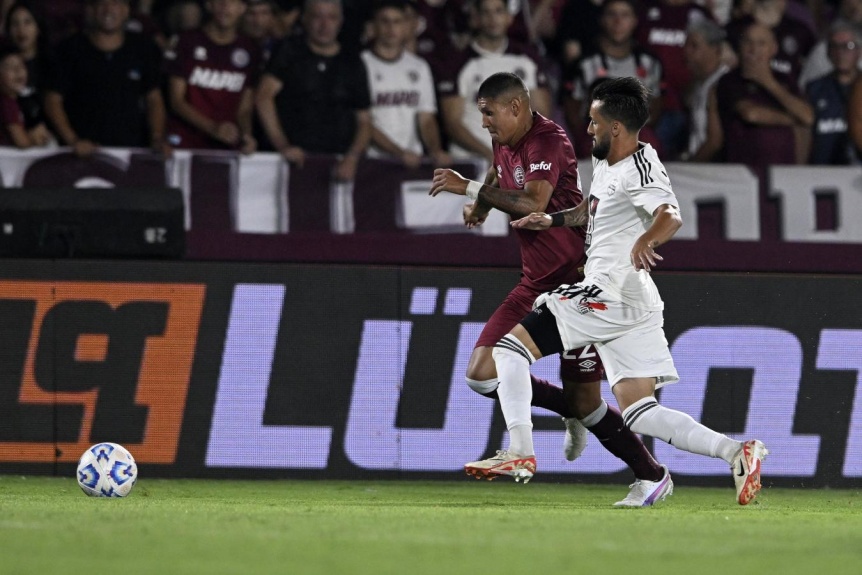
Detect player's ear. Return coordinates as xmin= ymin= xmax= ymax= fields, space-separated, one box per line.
xmin=510 ymin=97 xmax=521 ymax=116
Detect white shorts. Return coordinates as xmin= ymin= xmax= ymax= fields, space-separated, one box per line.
xmin=535 ymin=283 xmax=679 ymax=388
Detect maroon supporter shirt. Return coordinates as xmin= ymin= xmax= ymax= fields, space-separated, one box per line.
xmin=165 ymin=29 xmax=261 ymax=150
xmin=494 ymin=113 xmax=586 ymax=292
xmin=637 ymin=0 xmax=713 ymax=111
xmin=726 ymin=16 xmax=816 ymax=84
xmin=715 ymin=68 xmax=798 ymax=166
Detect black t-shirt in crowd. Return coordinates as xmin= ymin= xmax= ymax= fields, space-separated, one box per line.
xmin=46 ymin=31 xmax=162 ymax=147
xmin=265 ymin=36 xmax=370 ymax=154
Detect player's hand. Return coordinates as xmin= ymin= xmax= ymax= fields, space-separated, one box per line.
xmin=510 ymin=212 xmax=552 ymax=230
xmin=463 ymin=202 xmax=487 ymax=228
xmin=429 ymin=168 xmax=468 ymax=197
xmin=630 ymin=237 xmax=664 ymax=272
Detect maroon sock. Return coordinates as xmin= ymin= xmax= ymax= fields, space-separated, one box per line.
xmin=528 ymin=375 xmax=573 ymax=418
xmin=588 ymin=404 xmax=664 ymax=481
xmin=474 ymin=376 xmax=573 ymax=418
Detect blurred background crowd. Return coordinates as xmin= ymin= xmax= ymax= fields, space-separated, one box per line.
xmin=1 ymin=0 xmax=860 ymax=181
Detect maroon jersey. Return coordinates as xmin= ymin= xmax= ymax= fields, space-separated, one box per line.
xmin=494 ymin=113 xmax=586 ymax=292
xmin=164 ymin=29 xmax=261 ymax=150
xmin=636 ymin=0 xmax=713 ymax=112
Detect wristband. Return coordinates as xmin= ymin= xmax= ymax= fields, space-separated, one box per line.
xmin=465 ymin=180 xmax=482 ymax=201
xmin=549 ymin=212 xmax=566 ymax=227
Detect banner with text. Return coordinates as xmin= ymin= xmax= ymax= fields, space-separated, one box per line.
xmin=0 ymin=260 xmax=859 ymax=487
xmin=0 ymin=148 xmax=859 ymax=272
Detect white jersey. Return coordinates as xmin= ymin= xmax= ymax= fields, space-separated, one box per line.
xmin=583 ymin=143 xmax=679 ymax=311
xmin=361 ymin=49 xmax=437 ymax=157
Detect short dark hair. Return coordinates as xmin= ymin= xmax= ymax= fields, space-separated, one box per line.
xmin=372 ymin=0 xmax=408 ymax=16
xmin=477 ymin=72 xmax=528 ymax=101
xmin=590 ymin=77 xmax=650 ymax=132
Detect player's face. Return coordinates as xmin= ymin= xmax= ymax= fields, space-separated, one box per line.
xmin=587 ymin=101 xmax=611 ymax=160
xmin=478 ymin=96 xmax=518 ymax=145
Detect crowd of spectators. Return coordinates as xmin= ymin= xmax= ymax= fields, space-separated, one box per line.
xmin=0 ymin=0 xmax=859 ymax=177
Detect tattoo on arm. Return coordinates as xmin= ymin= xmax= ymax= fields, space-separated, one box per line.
xmin=477 ymin=184 xmax=541 ymax=218
xmin=552 ymin=200 xmax=588 ymax=227
xmin=563 ymin=208 xmax=587 ymax=227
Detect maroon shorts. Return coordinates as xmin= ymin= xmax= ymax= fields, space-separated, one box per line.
xmin=475 ymin=283 xmax=603 ymax=383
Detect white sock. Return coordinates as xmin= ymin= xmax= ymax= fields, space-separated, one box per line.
xmin=492 ymin=335 xmax=535 ymax=456
xmin=508 ymin=425 xmax=534 ymax=458
xmin=579 ymin=400 xmax=608 ymax=427
xmin=465 ymin=377 xmax=498 ymax=394
xmin=622 ymin=397 xmax=742 ymax=463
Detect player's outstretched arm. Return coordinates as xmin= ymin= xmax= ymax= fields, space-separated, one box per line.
xmin=630 ymin=204 xmax=683 ymax=271
xmin=510 ymin=212 xmax=552 ymax=229
xmin=510 ymin=197 xmax=588 ymax=230
xmin=431 ymin=169 xmax=553 ymax=219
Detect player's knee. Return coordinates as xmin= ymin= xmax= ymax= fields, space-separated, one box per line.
xmin=465 ymin=347 xmax=495 ymax=382
xmin=465 ymin=376 xmax=498 ymax=395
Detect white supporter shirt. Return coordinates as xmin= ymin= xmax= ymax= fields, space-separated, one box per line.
xmin=361 ymin=49 xmax=437 ymax=157
xmin=451 ymin=41 xmax=545 ymax=158
xmin=583 ymin=143 xmax=679 ymax=311
xmin=686 ymin=64 xmax=729 ymax=156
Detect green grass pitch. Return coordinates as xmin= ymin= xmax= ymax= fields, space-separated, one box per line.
xmin=1 ymin=476 xmax=860 ymax=575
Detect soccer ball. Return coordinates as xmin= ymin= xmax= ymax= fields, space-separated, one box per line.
xmin=76 ymin=443 xmax=138 ymax=497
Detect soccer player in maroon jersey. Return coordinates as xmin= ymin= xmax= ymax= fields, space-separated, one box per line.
xmin=429 ymin=72 xmax=668 ymax=504
xmin=165 ymin=0 xmax=261 ymax=152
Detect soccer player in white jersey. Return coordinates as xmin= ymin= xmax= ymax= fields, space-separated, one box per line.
xmin=465 ymin=77 xmax=768 ymax=506
xmin=361 ymin=0 xmax=450 ymax=168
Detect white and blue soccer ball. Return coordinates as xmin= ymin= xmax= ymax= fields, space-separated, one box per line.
xmin=76 ymin=443 xmax=138 ymax=498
